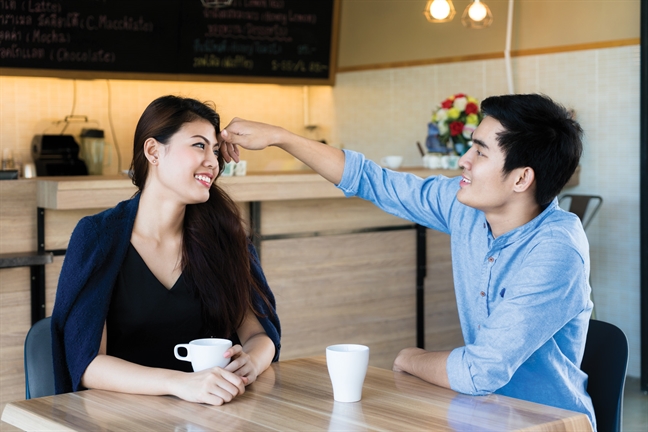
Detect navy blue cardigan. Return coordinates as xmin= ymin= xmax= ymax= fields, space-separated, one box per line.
xmin=51 ymin=194 xmax=281 ymax=394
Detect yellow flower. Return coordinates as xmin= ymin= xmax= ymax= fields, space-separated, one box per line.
xmin=448 ymin=95 xmax=455 ymax=101
xmin=448 ymin=107 xmax=460 ymax=120
xmin=467 ymin=96 xmax=478 ymax=104
xmin=466 ymin=114 xmax=479 ymax=125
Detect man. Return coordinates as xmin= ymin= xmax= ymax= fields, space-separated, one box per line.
xmin=220 ymin=94 xmax=595 ymax=429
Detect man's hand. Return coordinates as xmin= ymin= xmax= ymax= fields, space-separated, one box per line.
xmin=219 ymin=118 xmax=286 ymax=163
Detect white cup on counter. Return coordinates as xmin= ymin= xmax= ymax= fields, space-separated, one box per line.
xmin=221 ymin=162 xmax=235 ymax=176
xmin=221 ymin=160 xmax=247 ymax=176
xmin=444 ymin=155 xmax=460 ymax=170
xmin=234 ymin=160 xmax=247 ymax=176
xmin=422 ymin=154 xmax=442 ymax=169
xmin=23 ymin=162 xmax=37 ymax=178
xmin=380 ymin=155 xmax=403 ymax=169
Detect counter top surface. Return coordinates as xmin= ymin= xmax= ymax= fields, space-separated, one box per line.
xmin=34 ymin=167 xmax=462 ymax=210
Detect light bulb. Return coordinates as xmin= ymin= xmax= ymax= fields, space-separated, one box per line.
xmin=430 ymin=0 xmax=451 ymax=20
xmin=461 ymin=0 xmax=492 ymax=29
xmin=468 ymin=1 xmax=487 ymax=22
xmin=424 ymin=0 xmax=456 ymax=24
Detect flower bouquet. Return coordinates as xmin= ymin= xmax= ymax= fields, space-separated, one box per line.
xmin=431 ymin=93 xmax=483 ymax=155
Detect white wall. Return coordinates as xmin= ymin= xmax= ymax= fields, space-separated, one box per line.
xmin=333 ymin=45 xmax=642 ymax=377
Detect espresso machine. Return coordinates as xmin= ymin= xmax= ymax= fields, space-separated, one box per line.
xmin=31 ymin=135 xmax=88 ymax=176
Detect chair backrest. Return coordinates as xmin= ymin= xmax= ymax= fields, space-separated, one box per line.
xmin=24 ymin=316 xmax=55 ymax=399
xmin=558 ymin=194 xmax=603 ymax=231
xmin=581 ymin=319 xmax=628 ymax=432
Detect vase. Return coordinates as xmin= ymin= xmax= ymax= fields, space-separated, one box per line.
xmin=454 ymin=142 xmax=466 ymax=156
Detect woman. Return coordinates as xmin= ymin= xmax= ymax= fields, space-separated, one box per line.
xmin=51 ymin=95 xmax=280 ymax=405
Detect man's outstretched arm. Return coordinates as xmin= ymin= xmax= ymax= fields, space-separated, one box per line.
xmin=220 ymin=118 xmax=345 ymax=185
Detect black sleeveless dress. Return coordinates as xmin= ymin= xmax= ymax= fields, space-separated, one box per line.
xmin=106 ymin=244 xmax=213 ymax=372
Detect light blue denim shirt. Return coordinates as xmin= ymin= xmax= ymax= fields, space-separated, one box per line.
xmin=337 ymin=150 xmax=595 ymax=429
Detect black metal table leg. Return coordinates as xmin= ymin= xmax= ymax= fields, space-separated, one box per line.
xmin=416 ymin=224 xmax=427 ymax=349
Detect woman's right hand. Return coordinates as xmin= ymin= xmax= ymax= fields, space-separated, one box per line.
xmin=169 ymin=366 xmax=246 ymax=405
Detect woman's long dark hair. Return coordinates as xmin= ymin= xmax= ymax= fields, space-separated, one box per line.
xmin=130 ymin=95 xmax=272 ymax=337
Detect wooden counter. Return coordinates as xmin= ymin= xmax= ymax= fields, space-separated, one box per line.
xmin=35 ymin=168 xmax=454 ymax=209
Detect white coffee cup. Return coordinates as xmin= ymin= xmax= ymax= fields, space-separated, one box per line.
xmin=326 ymin=344 xmax=370 ymax=402
xmin=380 ymin=155 xmax=403 ymax=169
xmin=174 ymin=338 xmax=232 ymax=372
xmin=234 ymin=160 xmax=247 ymax=176
xmin=423 ymin=154 xmax=442 ymax=169
xmin=441 ymin=155 xmax=450 ymax=169
xmin=221 ymin=161 xmax=235 ymax=176
xmin=447 ymin=154 xmax=460 ymax=170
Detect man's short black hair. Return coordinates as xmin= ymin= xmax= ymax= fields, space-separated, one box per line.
xmin=480 ymin=94 xmax=583 ymax=206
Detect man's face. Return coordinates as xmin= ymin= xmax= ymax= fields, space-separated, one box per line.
xmin=456 ymin=116 xmax=520 ymax=215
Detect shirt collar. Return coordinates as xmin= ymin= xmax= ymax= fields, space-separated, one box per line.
xmin=489 ymin=197 xmax=559 ymax=248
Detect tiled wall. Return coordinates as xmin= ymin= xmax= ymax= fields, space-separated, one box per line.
xmin=334 ymin=45 xmax=642 ymax=377
xmin=0 ymin=78 xmax=334 ymax=173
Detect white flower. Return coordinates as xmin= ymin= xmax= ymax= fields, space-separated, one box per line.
xmin=453 ymin=97 xmax=467 ymax=111
xmin=438 ymin=122 xmax=449 ymax=135
xmin=462 ymin=123 xmax=476 ymax=139
xmin=435 ymin=108 xmax=448 ymax=122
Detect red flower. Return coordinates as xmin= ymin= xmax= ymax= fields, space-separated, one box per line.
xmin=454 ymin=93 xmax=466 ymax=98
xmin=441 ymin=99 xmax=454 ymax=109
xmin=450 ymin=121 xmax=464 ymax=136
xmin=465 ymin=102 xmax=479 ymax=115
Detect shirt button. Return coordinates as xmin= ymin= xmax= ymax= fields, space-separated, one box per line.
xmin=480 ymin=291 xmax=486 ymax=297
xmin=488 ymin=257 xmax=494 ymax=263
xmin=478 ymin=324 xmax=481 ymax=329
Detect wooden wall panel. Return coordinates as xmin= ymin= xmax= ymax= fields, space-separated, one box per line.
xmin=0 ymin=267 xmax=31 ymax=412
xmin=0 ymin=180 xmax=37 ymax=254
xmin=262 ymin=230 xmax=417 ymax=370
xmin=425 ymin=232 xmax=463 ymax=351
xmin=261 ymin=198 xmax=409 ymax=236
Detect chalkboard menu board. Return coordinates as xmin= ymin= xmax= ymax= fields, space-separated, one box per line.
xmin=0 ymin=0 xmax=339 ymax=84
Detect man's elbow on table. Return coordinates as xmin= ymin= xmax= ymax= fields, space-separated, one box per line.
xmin=446 ymin=348 xmax=510 ymax=396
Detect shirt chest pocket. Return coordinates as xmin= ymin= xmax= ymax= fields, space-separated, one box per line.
xmin=485 ymin=271 xmax=515 ymax=315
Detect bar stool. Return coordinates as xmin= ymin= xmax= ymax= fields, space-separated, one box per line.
xmin=558 ymin=194 xmax=603 ymax=231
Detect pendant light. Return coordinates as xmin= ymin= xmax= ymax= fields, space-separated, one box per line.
xmin=461 ymin=0 xmax=493 ymax=29
xmin=424 ymin=0 xmax=456 ymax=23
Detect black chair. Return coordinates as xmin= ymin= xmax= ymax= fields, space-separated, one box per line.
xmin=558 ymin=194 xmax=603 ymax=231
xmin=24 ymin=316 xmax=55 ymax=399
xmin=581 ymin=319 xmax=628 ymax=432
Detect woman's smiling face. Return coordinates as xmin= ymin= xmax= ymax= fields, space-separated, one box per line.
xmin=152 ymin=119 xmax=220 ymax=205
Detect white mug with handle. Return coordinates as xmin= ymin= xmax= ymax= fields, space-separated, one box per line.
xmin=174 ymin=338 xmax=232 ymax=372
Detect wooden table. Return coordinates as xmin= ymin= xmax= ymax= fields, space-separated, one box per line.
xmin=1 ymin=357 xmax=592 ymax=431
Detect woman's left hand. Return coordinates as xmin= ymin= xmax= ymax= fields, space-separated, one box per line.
xmin=223 ymin=345 xmax=258 ymax=385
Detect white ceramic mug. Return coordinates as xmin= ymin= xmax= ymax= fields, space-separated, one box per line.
xmin=326 ymin=344 xmax=370 ymax=402
xmin=447 ymin=154 xmax=460 ymax=170
xmin=234 ymin=160 xmax=247 ymax=176
xmin=423 ymin=154 xmax=442 ymax=169
xmin=380 ymin=155 xmax=403 ymax=169
xmin=174 ymin=338 xmax=232 ymax=372
xmin=221 ymin=161 xmax=235 ymax=176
